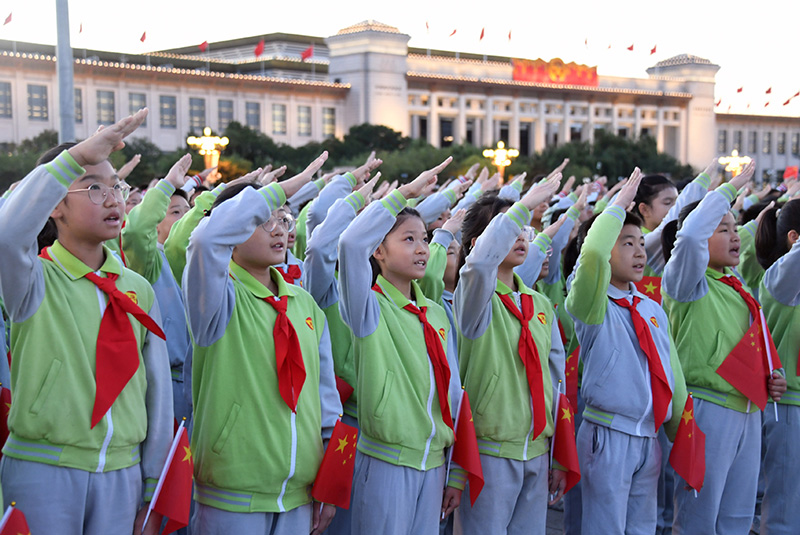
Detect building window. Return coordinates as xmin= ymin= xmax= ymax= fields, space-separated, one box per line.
xmin=27 ymin=84 xmax=49 ymax=121
xmin=298 ymin=105 xmax=311 ymax=136
xmin=271 ymin=104 xmax=286 ymax=135
xmin=96 ymin=90 xmax=115 ymax=125
xmin=762 ymin=132 xmax=772 ymax=154
xmin=74 ymin=88 xmax=83 ymax=123
xmin=748 ymin=132 xmax=757 ymax=153
xmin=0 ymin=82 xmax=10 ymax=118
xmin=129 ymin=93 xmax=146 ymax=125
xmin=189 ymin=97 xmax=206 ymax=132
xmin=777 ymin=132 xmax=786 ymax=155
xmin=160 ymin=95 xmax=177 ymax=129
xmin=322 ymin=107 xmax=336 ymax=138
xmin=733 ymin=130 xmax=742 ymax=152
xmin=218 ymin=99 xmax=234 ymax=131
xmin=792 ymin=133 xmax=800 ymax=155
xmin=717 ymin=130 xmax=727 ymax=153
xmin=245 ymin=102 xmax=260 ymax=130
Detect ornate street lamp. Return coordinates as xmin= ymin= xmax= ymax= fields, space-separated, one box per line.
xmin=483 ymin=141 xmax=519 ymax=182
xmin=187 ymin=127 xmax=229 ymax=182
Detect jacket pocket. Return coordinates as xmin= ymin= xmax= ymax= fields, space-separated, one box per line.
xmin=476 ymin=374 xmax=499 ymax=416
xmin=30 ymin=359 xmax=62 ymax=415
xmin=374 ymin=370 xmax=394 ymax=419
xmin=595 ymin=349 xmax=620 ymax=386
xmin=212 ymin=403 xmax=241 ymax=454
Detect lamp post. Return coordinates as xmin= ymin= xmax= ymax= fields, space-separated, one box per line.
xmin=483 ymin=141 xmax=519 ymax=183
xmin=187 ymin=127 xmax=229 ymax=182
xmin=718 ymin=149 xmax=752 ymax=178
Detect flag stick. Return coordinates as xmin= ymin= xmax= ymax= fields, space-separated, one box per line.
xmin=548 ymin=380 xmax=562 ymax=502
xmin=443 ymin=388 xmax=466 ymax=520
xmin=759 ymin=310 xmax=779 ymax=421
xmin=0 ymin=504 xmax=13 ymax=530
xmin=142 ymin=419 xmax=186 ymax=532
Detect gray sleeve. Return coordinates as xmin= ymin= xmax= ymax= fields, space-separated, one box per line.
xmin=455 ymin=207 xmax=530 ymax=339
xmin=0 ymin=154 xmax=82 ymax=322
xmin=183 ymin=186 xmax=284 ymax=346
xmin=287 ymin=181 xmax=321 ymax=212
xmin=338 ymin=200 xmax=397 ymax=337
xmin=307 ymin=175 xmax=352 ymax=239
xmin=762 ymin=241 xmax=800 ymax=306
xmin=415 ymin=192 xmax=452 ymax=225
xmin=662 ymin=187 xmax=733 ymax=303
xmin=549 ymin=319 xmax=566 ymax=400
xmin=544 ymin=214 xmax=577 ymax=285
xmin=453 ymin=184 xmax=481 ymax=213
xmin=645 ymin=179 xmax=709 ymax=275
xmin=304 ymin=196 xmax=359 ymax=308
xmin=498 ymin=184 xmax=521 ymax=202
xmin=318 ymin=319 xmax=343 ymax=440
xmin=140 ymin=299 xmax=174 ymax=482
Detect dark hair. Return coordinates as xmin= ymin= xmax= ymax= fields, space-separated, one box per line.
xmin=35 ymin=142 xmax=82 ymax=248
xmin=171 ymin=188 xmax=189 ymax=202
xmin=660 ymin=200 xmax=702 ymax=263
xmin=369 ymin=207 xmax=425 ymax=286
xmin=756 ymin=199 xmax=800 ymax=269
xmin=633 ymin=174 xmax=676 ymax=220
xmin=564 ymin=214 xmax=599 ymax=278
xmin=456 ymin=194 xmax=514 ymax=280
xmin=207 ymin=181 xmax=260 ymax=215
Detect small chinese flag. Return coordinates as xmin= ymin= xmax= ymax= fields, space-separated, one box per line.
xmin=0 ymin=384 xmax=10 ymax=459
xmin=783 ymin=166 xmax=798 ymax=180
xmin=508 ymin=30 xmax=512 ymax=42
xmin=766 ymin=87 xmax=772 ymax=94
xmin=635 ymin=276 xmax=662 ymax=304
xmin=765 ymin=102 xmax=770 ymax=108
xmin=715 ymin=99 xmax=722 ymax=107
xmin=552 ymin=393 xmax=581 ymax=494
xmin=565 ymin=347 xmax=580 ymax=412
xmin=198 ymin=41 xmax=208 ymax=52
xmin=79 ymin=22 xmax=83 ymax=33
xmin=716 ymin=319 xmax=780 ymax=411
xmin=312 ymin=420 xmax=359 ymax=509
xmin=669 ymin=395 xmax=706 ymax=491
xmin=793 ymin=90 xmax=800 ymax=98
xmin=627 ymin=44 xmax=634 ymax=51
xmin=425 ymin=21 xmax=429 ymax=32
xmin=737 ymin=86 xmax=743 ymax=93
xmin=784 ymin=99 xmax=793 ymax=106
xmin=0 ymin=504 xmax=31 ymax=535
xmin=335 ymin=376 xmax=354 ymax=405
xmin=254 ymin=39 xmax=265 ymax=58
xmin=479 ymin=28 xmax=485 ymax=41
xmin=150 ymin=424 xmax=193 ymax=535
xmin=449 ymin=29 xmax=457 ymax=37
xmin=301 ymin=45 xmax=314 ymax=61
xmin=2 ymin=13 xmax=10 ymax=26
xmin=140 ymin=31 xmax=146 ymax=43
xmin=451 ymin=391 xmax=484 ymax=506
xmin=650 ymin=45 xmax=657 ymax=55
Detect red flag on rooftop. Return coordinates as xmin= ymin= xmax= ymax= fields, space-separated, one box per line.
xmin=2 ymin=13 xmax=10 ymax=26
xmin=508 ymin=30 xmax=512 ymax=42
xmin=79 ymin=22 xmax=83 ymax=33
xmin=479 ymin=28 xmax=485 ymax=41
xmin=650 ymin=45 xmax=657 ymax=55
xmin=149 ymin=424 xmax=193 ymax=535
xmin=140 ymin=31 xmax=146 ymax=43
xmin=449 ymin=29 xmax=457 ymax=37
xmin=301 ymin=45 xmax=314 ymax=61
xmin=552 ymin=392 xmax=581 ymax=494
xmin=715 ymin=99 xmax=722 ymax=107
xmin=584 ymin=37 xmax=588 ymax=47
xmin=627 ymin=44 xmax=634 ymax=51
xmin=312 ymin=420 xmax=358 ymax=508
xmin=793 ymin=91 xmax=800 ymax=98
xmin=198 ymin=41 xmax=208 ymax=52
xmin=0 ymin=384 xmax=10 ymax=461
xmin=766 ymin=87 xmax=772 ymax=94
xmin=737 ymin=87 xmax=743 ymax=93
xmin=0 ymin=504 xmax=30 ymax=535
xmin=254 ymin=39 xmax=265 ymax=58
xmin=425 ymin=21 xmax=429 ymax=32
xmin=669 ymin=395 xmax=706 ymax=491
xmin=785 ymin=99 xmax=793 ymax=106
xmin=765 ymin=102 xmax=770 ymax=107
xmin=451 ymin=391 xmax=484 ymax=506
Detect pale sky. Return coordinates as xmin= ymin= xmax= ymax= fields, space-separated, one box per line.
xmin=1 ymin=0 xmax=798 ymax=116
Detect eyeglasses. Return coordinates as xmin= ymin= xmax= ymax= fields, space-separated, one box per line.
xmin=261 ymin=212 xmax=295 ymax=233
xmin=520 ymin=226 xmax=536 ymax=241
xmin=67 ymin=182 xmax=131 ymax=205
xmin=545 ymin=247 xmax=554 ymax=258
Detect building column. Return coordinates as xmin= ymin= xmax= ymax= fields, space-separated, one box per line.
xmin=455 ymin=94 xmax=466 ymax=145
xmin=634 ymin=105 xmax=642 ymax=139
xmin=483 ymin=97 xmax=494 ymax=147
xmin=587 ymin=103 xmax=596 ymax=145
xmin=656 ymin=109 xmax=665 ymax=152
xmin=429 ymin=91 xmax=440 ymax=147
xmin=510 ymin=98 xmax=520 ymax=149
xmin=611 ymin=103 xmax=619 ymax=137
xmin=678 ymin=107 xmax=688 ymax=163
xmin=534 ymin=101 xmax=545 ymax=153
xmin=560 ymin=102 xmax=570 ymax=145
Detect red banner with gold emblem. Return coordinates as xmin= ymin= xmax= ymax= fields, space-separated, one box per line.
xmin=512 ymin=58 xmax=598 ymax=87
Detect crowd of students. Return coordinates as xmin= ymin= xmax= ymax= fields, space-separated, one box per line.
xmin=0 ymin=108 xmax=798 ymax=535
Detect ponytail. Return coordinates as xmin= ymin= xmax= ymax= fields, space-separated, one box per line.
xmin=756 ymin=199 xmax=800 ymax=269
xmin=661 ymin=200 xmax=701 ymax=263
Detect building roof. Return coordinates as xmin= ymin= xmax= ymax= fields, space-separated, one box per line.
xmin=650 ymin=54 xmax=715 ymax=68
xmin=336 ymin=20 xmax=403 ymax=35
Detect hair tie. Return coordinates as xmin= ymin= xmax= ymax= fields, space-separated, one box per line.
xmin=776 ymin=208 xmax=782 ymax=218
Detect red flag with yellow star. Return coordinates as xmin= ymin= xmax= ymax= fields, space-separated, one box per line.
xmin=151 ymin=424 xmax=193 ymax=534
xmin=451 ymin=391 xmax=484 ymax=505
xmin=312 ymin=420 xmax=358 ymax=508
xmin=0 ymin=504 xmax=31 ymax=535
xmin=635 ymin=276 xmax=662 ymax=304
xmin=552 ymin=393 xmax=581 ymax=493
xmin=668 ymin=395 xmax=706 ymax=491
xmin=565 ymin=347 xmax=580 ymax=412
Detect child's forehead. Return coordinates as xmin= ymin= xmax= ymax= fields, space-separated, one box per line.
xmin=77 ymin=161 xmax=119 ymax=185
xmin=392 ymin=216 xmax=426 ymax=233
xmin=619 ymin=223 xmax=643 ymax=239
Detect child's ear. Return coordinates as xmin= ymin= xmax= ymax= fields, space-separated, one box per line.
xmin=637 ymin=202 xmax=650 ymax=220
xmin=50 ymin=199 xmax=66 ymax=221
xmin=470 ymin=237 xmax=477 ymax=249
xmin=373 ymin=243 xmax=386 ymax=262
xmin=788 ymin=229 xmax=799 ymax=247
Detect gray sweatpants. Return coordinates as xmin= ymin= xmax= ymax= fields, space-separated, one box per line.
xmin=351 ymin=453 xmax=445 ymax=535
xmin=458 ymin=454 xmax=549 ymax=535
xmin=190 ymin=502 xmax=312 ymax=535
xmin=577 ymin=421 xmax=661 ymax=535
xmin=672 ymin=399 xmax=760 ymax=535
xmin=0 ymin=457 xmax=141 ymax=535
xmin=761 ymin=403 xmax=800 ymax=535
